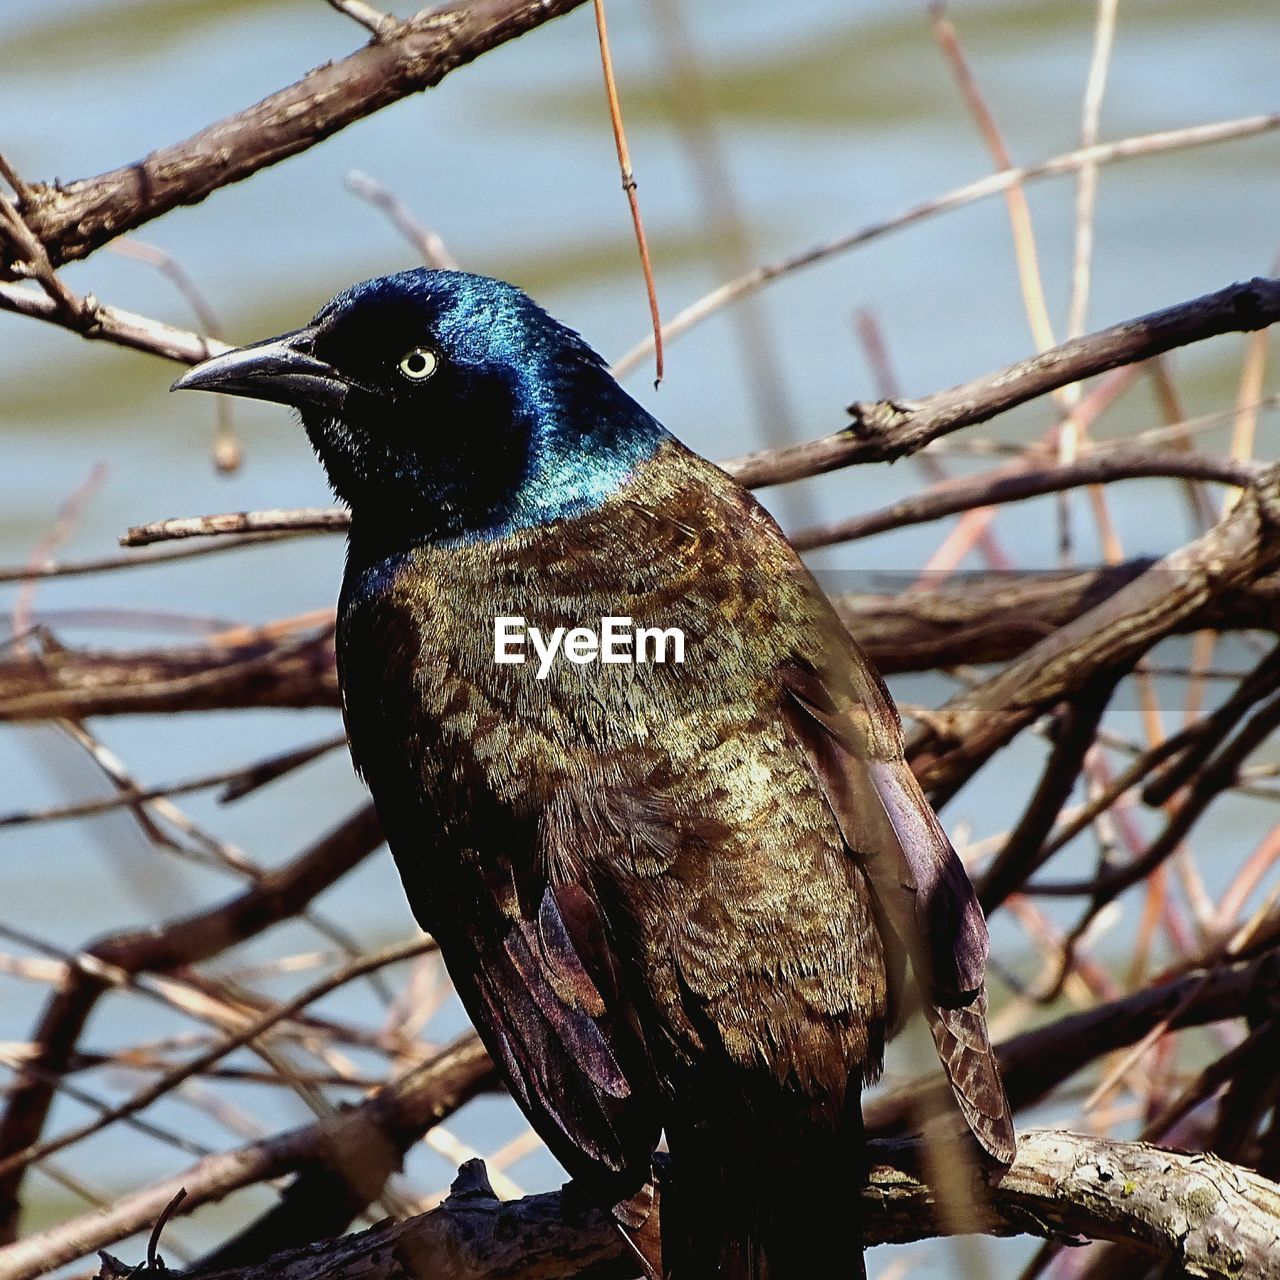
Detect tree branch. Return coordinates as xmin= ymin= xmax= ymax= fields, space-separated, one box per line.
xmin=8 ymin=556 xmax=1280 ymax=722
xmin=0 ymin=805 xmax=384 ymax=1243
xmin=0 ymin=625 xmax=340 ymax=722
xmin=1 ymin=0 xmax=590 ymax=277
xmin=868 ymin=946 xmax=1280 ymax=1139
xmin=87 ymin=1131 xmax=1280 ymax=1280
xmin=117 ymin=274 xmax=1280 ymax=552
xmin=0 ymin=282 xmax=226 ymax=363
xmin=908 ymin=465 xmax=1280 ymax=802
xmin=723 ymin=276 xmax=1280 ymax=489
xmin=788 ymin=448 xmax=1259 ymax=550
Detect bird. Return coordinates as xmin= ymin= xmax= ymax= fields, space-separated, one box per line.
xmin=173 ymin=268 xmax=1015 ymax=1279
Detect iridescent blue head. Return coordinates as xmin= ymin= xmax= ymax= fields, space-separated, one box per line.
xmin=172 ymin=269 xmax=667 ymax=545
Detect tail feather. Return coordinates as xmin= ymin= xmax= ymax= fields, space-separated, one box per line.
xmin=925 ymin=991 xmax=1017 ymax=1166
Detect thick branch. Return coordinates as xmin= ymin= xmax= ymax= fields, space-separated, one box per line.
xmin=8 ymin=558 xmax=1280 ymax=721
xmin=0 ymin=630 xmax=340 ymax=722
xmin=909 ymin=466 xmax=1280 ymax=801
xmin=723 ymin=276 xmax=1280 ymax=488
xmin=22 ymin=947 xmax=1276 ymax=1278
xmin=91 ymin=1132 xmax=1280 ymax=1280
xmin=2 ymin=0 xmax=589 ymax=275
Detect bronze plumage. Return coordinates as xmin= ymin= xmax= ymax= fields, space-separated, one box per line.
xmin=174 ymin=269 xmax=1015 ymax=1278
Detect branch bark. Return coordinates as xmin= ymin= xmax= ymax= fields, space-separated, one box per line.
xmin=788 ymin=448 xmax=1258 ymax=550
xmin=723 ymin=276 xmax=1280 ymax=489
xmin=91 ymin=1131 xmax=1280 ymax=1280
xmin=0 ymin=627 xmax=340 ymax=722
xmin=0 ymin=0 xmax=590 ymax=276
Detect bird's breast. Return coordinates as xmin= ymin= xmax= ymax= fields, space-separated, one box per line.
xmin=336 ymin=444 xmax=815 ymax=816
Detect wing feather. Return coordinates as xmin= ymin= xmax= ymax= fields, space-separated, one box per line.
xmin=781 ymin=650 xmax=1016 ymax=1166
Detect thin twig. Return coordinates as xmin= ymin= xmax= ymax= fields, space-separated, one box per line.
xmin=929 ymin=2 xmax=1057 ymax=356
xmin=146 ymin=1188 xmax=188 ymax=1270
xmin=592 ymin=0 xmax=663 ymax=384
xmin=324 ymin=0 xmax=398 ymax=39
xmin=0 ymin=531 xmax=317 ymax=584
xmin=0 ymin=938 xmax=435 ymax=1186
xmin=1068 ymin=0 xmax=1120 ymax=339
xmin=613 ymin=111 xmax=1280 ymax=377
xmin=0 ymin=734 xmax=346 ymax=829
xmin=787 ymin=448 xmax=1256 ymax=551
xmin=12 ymin=465 xmax=109 ymax=647
xmin=122 ymin=508 xmax=350 ymax=547
xmin=0 ymin=281 xmax=226 ymax=363
xmin=108 ymin=238 xmax=240 ymax=470
xmin=344 ymin=171 xmax=459 ymax=269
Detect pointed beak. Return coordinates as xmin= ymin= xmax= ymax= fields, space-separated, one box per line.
xmin=170 ymin=328 xmax=349 ymax=412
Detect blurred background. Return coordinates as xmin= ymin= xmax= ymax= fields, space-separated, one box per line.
xmin=2 ymin=0 xmax=1278 ymax=1275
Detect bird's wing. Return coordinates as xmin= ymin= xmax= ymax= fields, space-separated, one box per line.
xmin=338 ymin=568 xmax=661 ymax=1199
xmin=415 ymin=816 xmax=663 ymax=1192
xmin=779 ymin=629 xmax=1016 ymax=1165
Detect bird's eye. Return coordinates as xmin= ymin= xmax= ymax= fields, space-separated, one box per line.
xmin=397 ymin=347 xmax=438 ymax=381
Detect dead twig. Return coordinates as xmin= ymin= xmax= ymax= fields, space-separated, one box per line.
xmin=613 ymin=112 xmax=1280 ymax=378
xmin=591 ymin=0 xmax=663 ymax=384
xmin=788 ymin=448 xmax=1258 ymax=550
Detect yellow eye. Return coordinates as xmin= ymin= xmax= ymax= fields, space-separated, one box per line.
xmin=397 ymin=347 xmax=437 ymax=381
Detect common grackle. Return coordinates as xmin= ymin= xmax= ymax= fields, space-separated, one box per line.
xmin=174 ymin=269 xmax=1014 ymax=1279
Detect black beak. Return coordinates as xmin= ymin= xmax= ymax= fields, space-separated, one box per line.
xmin=170 ymin=327 xmax=349 ymax=411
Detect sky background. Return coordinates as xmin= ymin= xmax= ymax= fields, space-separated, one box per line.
xmin=1 ymin=1 xmax=1278 ymax=1275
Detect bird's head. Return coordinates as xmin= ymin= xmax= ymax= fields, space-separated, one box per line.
xmin=172 ymin=269 xmax=665 ymax=544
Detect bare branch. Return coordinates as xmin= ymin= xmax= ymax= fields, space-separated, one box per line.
xmin=0 ymin=282 xmax=225 ymax=363
xmin=76 ymin=1131 xmax=1280 ymax=1280
xmin=114 ymin=277 xmax=1280 ymax=555
xmin=2 ymin=0 xmax=591 ymax=277
xmin=908 ymin=465 xmax=1280 ymax=801
xmin=0 ymin=805 xmax=384 ymax=1242
xmin=0 ymin=937 xmax=436 ymax=1189
xmin=591 ymin=0 xmax=663 ymax=384
xmin=0 ymin=1031 xmax=495 ymax=1280
xmin=122 ymin=510 xmax=349 ymax=548
xmin=788 ymin=448 xmax=1258 ymax=550
xmin=724 ymin=275 xmax=1280 ymax=489
xmin=344 ymin=171 xmax=459 ymax=269
xmin=0 ymin=532 xmax=315 ymax=585
xmin=9 ymin=555 xmax=1280 ymax=725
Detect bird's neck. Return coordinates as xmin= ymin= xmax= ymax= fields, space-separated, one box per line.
xmin=341 ymin=384 xmax=668 ymax=556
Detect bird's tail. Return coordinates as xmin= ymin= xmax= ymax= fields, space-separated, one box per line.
xmin=663 ymin=1113 xmax=868 ymax=1280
